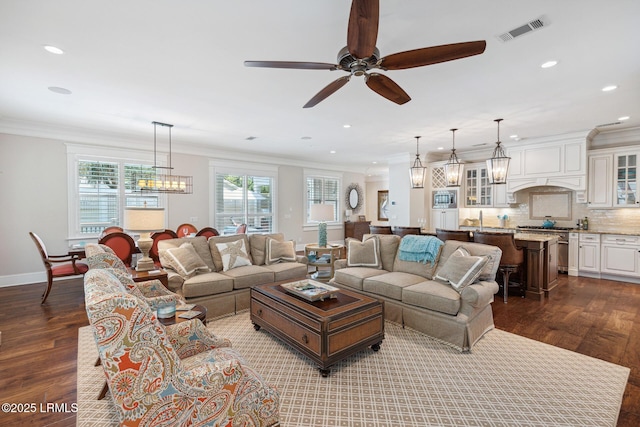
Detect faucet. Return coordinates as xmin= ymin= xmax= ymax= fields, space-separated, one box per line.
xmin=479 ymin=210 xmax=483 ymax=231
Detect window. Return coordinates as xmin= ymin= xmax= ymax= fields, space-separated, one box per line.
xmin=68 ymin=145 xmax=164 ymax=237
xmin=214 ymin=172 xmax=274 ymax=235
xmin=305 ymin=174 xmax=340 ymax=224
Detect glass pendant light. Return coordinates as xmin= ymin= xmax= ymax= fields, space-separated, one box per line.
xmin=486 ymin=118 xmax=510 ymax=184
xmin=444 ymin=128 xmax=464 ymax=187
xmin=409 ymin=136 xmax=426 ymax=188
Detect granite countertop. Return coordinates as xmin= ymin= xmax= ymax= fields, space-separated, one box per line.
xmin=570 ymin=229 xmax=640 ymax=236
xmin=514 ymin=233 xmax=559 ymax=242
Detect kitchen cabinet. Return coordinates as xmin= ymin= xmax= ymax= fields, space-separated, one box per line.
xmin=547 ymin=239 xmax=559 ymax=285
xmin=431 ymin=209 xmax=459 ymax=230
xmin=568 ymin=232 xmax=579 ymax=276
xmin=601 ymin=234 xmax=640 ymax=277
xmin=587 ymin=154 xmax=613 ymax=208
xmin=464 ymin=165 xmax=492 ymax=207
xmin=613 ymin=152 xmax=639 ymax=207
xmin=578 ymin=233 xmax=600 ymax=274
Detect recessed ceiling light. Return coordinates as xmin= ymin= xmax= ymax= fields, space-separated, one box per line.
xmin=343 ymin=124 xmax=351 ymax=128
xmin=541 ymin=60 xmax=557 ymax=68
xmin=330 ymin=150 xmax=336 ymax=154
xmin=372 ymin=161 xmax=377 ymax=164
xmin=602 ymin=85 xmax=618 ymax=92
xmin=618 ymin=116 xmax=630 ymax=121
xmin=437 ymin=147 xmax=444 ymax=150
xmin=510 ymin=134 xmax=519 ymax=139
xmin=301 ymin=136 xmax=312 ymax=140
xmin=48 ymin=86 xmax=72 ymax=95
xmin=43 ymin=45 xmax=64 ymax=55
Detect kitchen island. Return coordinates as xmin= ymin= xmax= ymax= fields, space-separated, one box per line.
xmin=514 ymin=233 xmax=559 ymax=300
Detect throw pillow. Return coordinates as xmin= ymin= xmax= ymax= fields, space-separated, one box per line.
xmin=215 ymin=239 xmax=252 ymax=271
xmin=161 ymin=242 xmax=210 ymax=279
xmin=346 ymin=236 xmax=382 ymax=269
xmin=265 ymin=238 xmax=296 ymax=265
xmin=435 ymin=247 xmax=488 ymax=293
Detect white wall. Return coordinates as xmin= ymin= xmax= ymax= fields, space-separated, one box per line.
xmin=0 ymin=133 xmax=366 ymax=286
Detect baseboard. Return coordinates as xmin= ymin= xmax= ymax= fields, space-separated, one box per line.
xmin=0 ymin=271 xmax=46 ymax=288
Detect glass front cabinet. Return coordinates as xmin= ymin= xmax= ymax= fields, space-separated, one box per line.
xmin=464 ymin=165 xmax=492 ymax=207
xmin=614 ymin=153 xmax=638 ymax=207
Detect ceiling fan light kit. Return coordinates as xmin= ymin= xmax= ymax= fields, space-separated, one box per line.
xmin=444 ymin=128 xmax=464 ymax=187
xmin=410 ymin=136 xmax=426 ymax=189
xmin=134 ymin=121 xmax=193 ymax=194
xmin=245 ymin=0 xmax=486 ymax=108
xmin=486 ymin=119 xmax=510 ymax=185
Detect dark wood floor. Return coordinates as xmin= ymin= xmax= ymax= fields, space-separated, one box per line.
xmin=0 ymin=274 xmax=638 ymax=426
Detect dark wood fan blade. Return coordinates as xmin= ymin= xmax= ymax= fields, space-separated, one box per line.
xmin=380 ymin=41 xmax=487 ymax=70
xmin=303 ymin=76 xmax=351 ymax=108
xmin=244 ymin=61 xmax=338 ymax=70
xmin=365 ymin=73 xmax=410 ymax=105
xmin=347 ymin=0 xmax=379 ymax=58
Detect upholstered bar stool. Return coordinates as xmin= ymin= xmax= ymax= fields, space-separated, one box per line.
xmin=391 ymin=226 xmax=421 ymax=237
xmin=369 ymin=225 xmax=392 ymax=234
xmin=473 ymin=231 xmax=524 ymax=303
xmin=435 ymin=229 xmax=472 ymax=242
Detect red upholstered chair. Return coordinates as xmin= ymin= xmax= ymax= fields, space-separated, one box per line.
xmin=98 ymin=232 xmax=136 ymax=267
xmin=29 ymin=232 xmax=89 ymax=304
xmin=150 ymin=229 xmax=179 ymax=266
xmin=235 ymin=224 xmax=247 ymax=234
xmin=176 ymin=223 xmax=197 ymax=237
xmin=98 ymin=226 xmax=123 ymax=240
xmin=195 ymin=227 xmax=219 ymax=239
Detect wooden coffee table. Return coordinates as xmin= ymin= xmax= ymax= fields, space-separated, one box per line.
xmin=250 ymin=282 xmax=384 ymax=377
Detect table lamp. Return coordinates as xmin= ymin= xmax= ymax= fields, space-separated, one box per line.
xmin=310 ymin=204 xmax=334 ymax=247
xmin=124 ymin=207 xmax=165 ymax=271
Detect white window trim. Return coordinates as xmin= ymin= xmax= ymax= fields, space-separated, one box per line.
xmin=66 ymin=143 xmax=167 ymax=241
xmin=303 ymin=168 xmax=343 ymax=231
xmin=209 ymin=159 xmax=279 ymax=231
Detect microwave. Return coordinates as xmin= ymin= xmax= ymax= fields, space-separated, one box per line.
xmin=433 ymin=190 xmax=457 ymax=209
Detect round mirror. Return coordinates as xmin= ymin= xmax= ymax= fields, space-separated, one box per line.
xmin=349 ymin=188 xmax=359 ymax=210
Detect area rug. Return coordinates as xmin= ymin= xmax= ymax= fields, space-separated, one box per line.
xmin=78 ymin=312 xmax=629 ymax=426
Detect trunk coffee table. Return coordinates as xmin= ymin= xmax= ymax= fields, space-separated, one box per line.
xmin=250 ymin=282 xmax=384 ymax=377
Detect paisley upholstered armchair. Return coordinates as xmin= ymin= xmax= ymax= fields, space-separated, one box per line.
xmin=84 ymin=268 xmax=280 ymax=426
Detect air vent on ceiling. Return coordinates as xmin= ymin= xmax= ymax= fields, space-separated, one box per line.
xmin=497 ymin=16 xmax=549 ymax=42
xmin=596 ymin=121 xmax=622 ymax=128
xmin=245 ymin=136 xmax=257 ymax=140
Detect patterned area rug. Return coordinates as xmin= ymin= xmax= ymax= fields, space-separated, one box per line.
xmin=78 ymin=312 xmax=629 ymax=427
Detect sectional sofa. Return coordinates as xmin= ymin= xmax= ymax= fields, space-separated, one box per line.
xmin=330 ymin=234 xmax=502 ymax=351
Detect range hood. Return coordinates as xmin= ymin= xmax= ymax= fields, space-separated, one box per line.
xmin=505 ymin=130 xmax=593 ymax=203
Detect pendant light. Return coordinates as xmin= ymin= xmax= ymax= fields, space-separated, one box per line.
xmin=409 ymin=136 xmax=426 ymax=188
xmin=444 ymin=128 xmax=464 ymax=187
xmin=486 ymin=118 xmax=510 ymax=185
xmin=134 ymin=121 xmax=193 ymax=194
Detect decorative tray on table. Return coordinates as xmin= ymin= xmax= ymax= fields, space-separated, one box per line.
xmin=281 ymin=279 xmax=339 ymax=302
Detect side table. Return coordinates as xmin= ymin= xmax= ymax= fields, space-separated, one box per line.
xmin=305 ymin=243 xmax=344 ymax=281
xmin=128 ymin=267 xmax=169 ymax=288
xmin=158 ymin=304 xmax=208 ymax=326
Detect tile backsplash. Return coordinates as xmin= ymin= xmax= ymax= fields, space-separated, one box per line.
xmin=458 ymin=186 xmax=640 ymax=232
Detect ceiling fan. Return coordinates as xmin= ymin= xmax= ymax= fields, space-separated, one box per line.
xmin=244 ymin=0 xmax=486 ymax=108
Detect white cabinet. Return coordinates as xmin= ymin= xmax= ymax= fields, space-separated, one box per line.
xmin=568 ymin=232 xmax=579 ymax=276
xmin=587 ymin=154 xmax=613 ymax=208
xmin=431 ymin=209 xmax=459 ymax=230
xmin=613 ymin=152 xmax=639 ymax=207
xmin=578 ymin=233 xmax=600 ymax=273
xmin=601 ymin=234 xmax=640 ymax=277
xmin=464 ymin=165 xmax=492 ymax=207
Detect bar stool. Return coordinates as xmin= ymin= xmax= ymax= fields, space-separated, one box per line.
xmin=369 ymin=225 xmax=392 ymax=234
xmin=391 ymin=226 xmax=421 ymax=237
xmin=435 ymin=228 xmax=472 ymax=242
xmin=473 ymin=231 xmax=524 ymax=303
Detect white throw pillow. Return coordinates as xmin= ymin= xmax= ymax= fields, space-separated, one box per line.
xmin=161 ymin=242 xmax=210 ymax=278
xmin=215 ymin=239 xmax=252 ymax=271
xmin=346 ymin=236 xmax=382 ymax=269
xmin=435 ymin=247 xmax=488 ymax=292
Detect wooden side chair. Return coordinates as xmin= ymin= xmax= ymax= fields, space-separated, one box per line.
xmin=98 ymin=226 xmax=123 ymax=240
xmin=195 ymin=227 xmax=219 ymax=239
xmin=150 ymin=229 xmax=179 ymax=266
xmin=29 ymin=232 xmax=89 ymax=304
xmin=176 ymin=223 xmax=197 ymax=237
xmin=98 ymin=232 xmax=136 ymax=267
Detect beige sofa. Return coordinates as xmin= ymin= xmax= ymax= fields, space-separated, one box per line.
xmin=157 ymin=233 xmax=308 ymax=318
xmin=330 ymin=234 xmax=501 ymax=351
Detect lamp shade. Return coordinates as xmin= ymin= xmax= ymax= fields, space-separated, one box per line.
xmin=124 ymin=207 xmax=165 ymax=232
xmin=309 ymin=204 xmax=334 ymax=222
